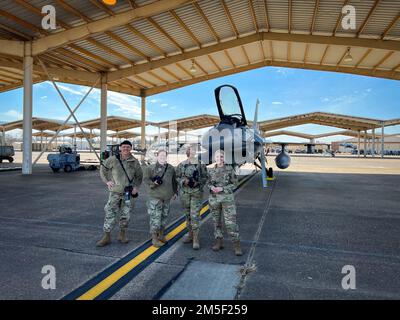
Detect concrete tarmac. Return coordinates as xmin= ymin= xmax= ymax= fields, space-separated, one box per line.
xmin=0 ymin=160 xmax=399 ymax=299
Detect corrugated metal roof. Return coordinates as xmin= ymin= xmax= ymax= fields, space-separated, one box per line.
xmin=0 ymin=0 xmax=399 ymax=95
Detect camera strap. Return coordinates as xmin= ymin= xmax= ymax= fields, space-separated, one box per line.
xmin=117 ymin=155 xmax=134 ymax=185
xmin=157 ymin=163 xmax=169 ymax=179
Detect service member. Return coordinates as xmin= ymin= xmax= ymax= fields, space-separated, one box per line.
xmin=207 ymin=150 xmax=242 ymax=256
xmin=144 ymin=150 xmax=178 ymax=247
xmin=97 ymin=140 xmax=143 ymax=247
xmin=176 ymin=146 xmax=207 ymax=250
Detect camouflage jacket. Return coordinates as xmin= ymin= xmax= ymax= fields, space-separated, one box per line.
xmin=207 ymin=164 xmax=238 ymax=194
xmin=100 ymin=154 xmax=143 ymax=193
xmin=176 ymin=158 xmax=208 ymax=194
xmin=144 ymin=162 xmax=178 ymax=200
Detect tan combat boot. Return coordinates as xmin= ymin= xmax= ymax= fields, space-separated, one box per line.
xmin=183 ymin=228 xmax=193 ymax=244
xmin=152 ymin=233 xmax=163 ymax=247
xmin=212 ymin=238 xmax=224 ymax=251
xmin=233 ymin=241 xmax=243 ymax=256
xmin=118 ymin=228 xmax=129 ymax=244
xmin=96 ymin=232 xmax=111 ymax=247
xmin=192 ymin=230 xmax=200 ymax=250
xmin=158 ymin=228 xmax=167 ymax=243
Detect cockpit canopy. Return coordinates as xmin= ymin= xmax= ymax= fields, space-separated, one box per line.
xmin=215 ymin=85 xmax=247 ymax=127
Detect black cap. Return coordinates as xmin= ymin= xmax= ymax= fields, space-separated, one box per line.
xmin=120 ymin=140 xmax=132 ymax=147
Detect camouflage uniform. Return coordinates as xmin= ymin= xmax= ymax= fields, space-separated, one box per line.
xmin=176 ymin=159 xmax=208 ymax=231
xmin=207 ymin=164 xmax=240 ymax=241
xmin=100 ymin=154 xmax=143 ymax=232
xmin=144 ymin=162 xmax=177 ymax=234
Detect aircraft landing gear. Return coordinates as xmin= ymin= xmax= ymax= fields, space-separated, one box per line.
xmin=267 ymin=167 xmax=274 ymax=180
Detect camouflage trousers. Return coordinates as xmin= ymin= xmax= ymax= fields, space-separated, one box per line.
xmin=147 ymin=198 xmax=171 ymax=234
xmin=180 ymin=191 xmax=203 ymax=231
xmin=209 ymin=192 xmax=240 ymax=241
xmin=103 ymin=192 xmax=135 ymax=232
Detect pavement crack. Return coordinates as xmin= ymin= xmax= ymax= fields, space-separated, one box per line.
xmin=235 ymin=173 xmax=278 ymax=300
xmin=33 ymin=244 xmax=121 ymax=259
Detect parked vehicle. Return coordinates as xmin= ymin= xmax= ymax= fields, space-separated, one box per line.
xmin=0 ymin=146 xmax=14 ymax=163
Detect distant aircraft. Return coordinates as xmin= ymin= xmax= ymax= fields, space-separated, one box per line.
xmin=201 ymin=84 xmax=291 ymax=188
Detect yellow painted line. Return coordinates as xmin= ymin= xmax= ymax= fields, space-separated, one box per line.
xmin=77 ymin=245 xmax=159 ymax=300
xmin=77 ymin=204 xmax=211 ymax=300
xmin=76 ymin=175 xmax=252 ymax=300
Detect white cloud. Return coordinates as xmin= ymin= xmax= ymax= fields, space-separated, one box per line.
xmin=57 ymin=84 xmax=86 ymax=96
xmin=275 ymin=67 xmax=293 ymax=77
xmin=40 ymin=96 xmax=47 ymax=100
xmin=272 ymin=101 xmax=283 ymax=105
xmin=1 ymin=109 xmax=23 ymax=120
xmin=161 ymin=103 xmax=168 ymax=107
xmin=107 ymin=91 xmax=152 ymax=118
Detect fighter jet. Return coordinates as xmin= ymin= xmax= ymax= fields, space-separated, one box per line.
xmin=201 ymin=84 xmax=291 ymax=188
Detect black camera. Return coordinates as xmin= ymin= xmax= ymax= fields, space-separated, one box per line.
xmin=152 ymin=176 xmax=163 ymax=185
xmin=124 ymin=186 xmax=133 ymax=204
xmin=124 ymin=185 xmax=138 ymax=203
xmin=187 ymin=169 xmax=199 ymax=188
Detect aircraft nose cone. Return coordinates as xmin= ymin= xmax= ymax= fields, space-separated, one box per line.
xmin=275 ymin=151 xmax=291 ymax=169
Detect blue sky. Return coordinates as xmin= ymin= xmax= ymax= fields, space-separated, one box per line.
xmin=1 ymin=66 xmax=399 ymax=142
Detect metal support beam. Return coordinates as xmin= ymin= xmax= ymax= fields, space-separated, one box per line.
xmin=30 ymin=0 xmax=194 ymax=56
xmin=34 ymin=59 xmax=101 ymax=163
xmin=372 ymin=128 xmax=375 ymax=157
xmin=22 ymin=43 xmax=33 ymax=175
xmin=357 ymin=130 xmax=360 ymax=157
xmin=40 ymin=131 xmax=43 ymax=150
xmin=73 ymin=125 xmax=77 ymax=150
xmin=108 ymin=31 xmax=400 ymax=82
xmin=1 ymin=127 xmax=5 ymax=146
xmin=364 ymin=130 xmax=367 ymax=158
xmin=381 ymin=123 xmax=385 ymax=158
xmin=141 ymin=95 xmax=146 ymax=151
xmin=100 ymin=74 xmax=108 ymax=154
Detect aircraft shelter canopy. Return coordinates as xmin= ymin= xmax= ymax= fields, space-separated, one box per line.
xmin=62 ymin=131 xmax=99 ymax=139
xmin=156 ymin=114 xmax=220 ymax=131
xmin=1 ymin=117 xmax=73 ymax=132
xmin=2 ymin=113 xmax=399 ymax=137
xmin=78 ymin=116 xmax=153 ymax=132
xmin=258 ymin=112 xmax=400 ymax=132
xmin=0 ymin=0 xmax=399 ymax=96
xmin=32 ymin=131 xmax=56 ymax=138
xmin=108 ymin=131 xmax=141 ymax=139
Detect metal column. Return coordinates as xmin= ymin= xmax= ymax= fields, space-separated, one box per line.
xmin=22 ymin=43 xmax=33 ymax=175
xmin=40 ymin=131 xmax=43 ymax=150
xmin=372 ymin=128 xmax=375 ymax=157
xmin=100 ymin=74 xmax=108 ymax=154
xmin=357 ymin=130 xmax=360 ymax=157
xmin=381 ymin=123 xmax=385 ymax=158
xmin=73 ymin=125 xmax=77 ymax=150
xmin=363 ymin=130 xmax=367 ymax=158
xmin=141 ymin=95 xmax=146 ymax=150
xmin=2 ymin=127 xmax=6 ymax=145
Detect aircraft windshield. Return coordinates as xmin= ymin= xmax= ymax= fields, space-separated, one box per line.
xmin=219 ymin=86 xmax=243 ymax=117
